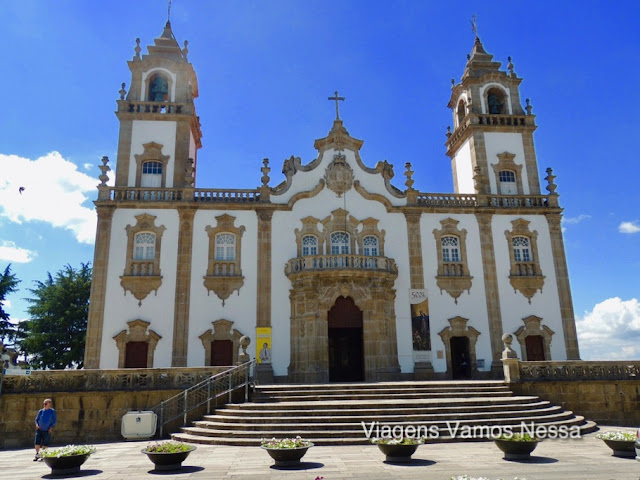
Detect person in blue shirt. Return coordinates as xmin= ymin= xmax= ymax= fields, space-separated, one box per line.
xmin=34 ymin=398 xmax=57 ymax=461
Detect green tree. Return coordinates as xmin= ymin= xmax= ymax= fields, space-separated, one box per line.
xmin=19 ymin=263 xmax=91 ymax=369
xmin=0 ymin=264 xmax=20 ymax=344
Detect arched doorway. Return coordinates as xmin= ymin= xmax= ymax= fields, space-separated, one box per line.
xmin=450 ymin=336 xmax=470 ymax=380
xmin=328 ymin=296 xmax=364 ymax=382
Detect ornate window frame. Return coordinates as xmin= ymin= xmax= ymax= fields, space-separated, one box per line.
xmin=505 ymin=219 xmax=545 ymax=303
xmin=438 ymin=316 xmax=481 ymax=378
xmin=134 ymin=142 xmax=170 ymax=188
xmin=112 ymin=319 xmax=162 ymax=368
xmin=432 ymin=218 xmax=473 ymax=303
xmin=356 ymin=218 xmax=385 ymax=256
xmin=491 ymin=152 xmax=524 ymax=195
xmin=120 ymin=214 xmax=166 ymax=304
xmin=514 ymin=315 xmax=554 ymax=361
xmin=198 ymin=319 xmax=245 ymax=366
xmin=294 ymin=216 xmax=323 ymax=257
xmin=204 ymin=214 xmax=245 ymax=305
xmin=321 ymin=208 xmax=359 ymax=254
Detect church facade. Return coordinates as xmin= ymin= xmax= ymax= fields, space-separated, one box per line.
xmin=84 ymin=22 xmax=580 ymax=383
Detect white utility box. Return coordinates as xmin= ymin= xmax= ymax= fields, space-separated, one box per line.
xmin=121 ymin=411 xmax=157 ymax=440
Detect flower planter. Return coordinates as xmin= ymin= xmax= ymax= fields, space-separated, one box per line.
xmin=42 ymin=453 xmax=90 ymax=475
xmin=141 ymin=445 xmax=196 ymax=471
xmin=601 ymin=439 xmax=636 ymax=458
xmin=261 ymin=445 xmax=312 ymax=466
xmin=376 ymin=443 xmax=419 ymax=462
xmin=494 ymin=439 xmax=539 ymax=460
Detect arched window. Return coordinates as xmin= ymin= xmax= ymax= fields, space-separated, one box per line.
xmin=441 ymin=236 xmax=460 ymax=262
xmin=148 ymin=73 xmax=169 ymax=102
xmin=486 ymin=87 xmax=506 ymax=114
xmin=498 ymin=170 xmax=517 ymax=195
xmin=456 ymin=100 xmax=466 ymax=125
xmin=302 ymin=235 xmax=318 ymax=256
xmin=141 ymin=161 xmax=163 ymax=188
xmin=330 ymin=231 xmax=350 ymax=254
xmin=134 ymin=232 xmax=155 ymax=260
xmin=363 ymin=236 xmax=379 ymax=256
xmin=512 ymin=236 xmax=531 ymax=262
xmin=215 ymin=233 xmax=236 ymax=261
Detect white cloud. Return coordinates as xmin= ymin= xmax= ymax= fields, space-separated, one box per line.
xmin=576 ymin=297 xmax=640 ymax=360
xmin=3 ymin=299 xmax=10 ymax=309
xmin=0 ymin=152 xmax=98 ymax=244
xmin=0 ymin=240 xmax=37 ymax=263
xmin=619 ymin=221 xmax=640 ymax=234
xmin=562 ymin=214 xmax=591 ymax=225
xmin=83 ymin=163 xmax=93 ymax=171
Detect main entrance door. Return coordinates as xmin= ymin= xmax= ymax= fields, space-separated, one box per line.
xmin=328 ymin=296 xmax=364 ymax=382
xmin=450 ymin=336 xmax=471 ymax=380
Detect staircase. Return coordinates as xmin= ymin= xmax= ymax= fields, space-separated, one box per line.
xmin=172 ymin=381 xmax=596 ymax=446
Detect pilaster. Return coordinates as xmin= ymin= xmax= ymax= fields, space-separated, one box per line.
xmin=171 ymin=207 xmax=196 ymax=366
xmin=475 ymin=212 xmax=504 ymax=374
xmin=256 ymin=209 xmax=274 ymax=383
xmin=547 ymin=214 xmax=580 ymax=359
xmin=84 ymin=205 xmax=116 ymax=368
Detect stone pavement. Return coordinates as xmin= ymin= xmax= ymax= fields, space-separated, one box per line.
xmin=0 ymin=430 xmax=638 ymax=480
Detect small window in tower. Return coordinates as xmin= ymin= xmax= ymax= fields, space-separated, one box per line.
xmin=456 ymin=100 xmax=466 ymax=126
xmin=486 ymin=87 xmax=506 ymax=114
xmin=141 ymin=161 xmax=163 ymax=188
xmin=330 ymin=232 xmax=350 ymax=255
xmin=363 ymin=236 xmax=379 ymax=256
xmin=302 ymin=235 xmax=318 ymax=256
xmin=498 ymin=170 xmax=517 ymax=195
xmin=149 ymin=73 xmax=169 ymax=102
xmin=215 ymin=233 xmax=236 ymax=261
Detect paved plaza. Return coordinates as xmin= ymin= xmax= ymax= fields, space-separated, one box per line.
xmin=0 ymin=430 xmax=638 ymax=480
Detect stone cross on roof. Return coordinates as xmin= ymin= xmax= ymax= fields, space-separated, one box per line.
xmin=328 ymin=90 xmax=345 ymax=120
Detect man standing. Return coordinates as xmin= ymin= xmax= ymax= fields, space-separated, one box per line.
xmin=34 ymin=398 xmax=56 ymax=461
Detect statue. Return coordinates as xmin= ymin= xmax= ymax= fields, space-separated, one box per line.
xmin=149 ymin=75 xmax=168 ymax=102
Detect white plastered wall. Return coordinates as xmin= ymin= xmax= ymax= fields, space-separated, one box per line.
xmin=492 ymin=215 xmax=566 ymax=360
xmin=420 ymin=214 xmax=492 ymax=372
xmin=127 ymin=120 xmax=177 ymax=187
xmin=100 ymin=208 xmax=180 ymax=368
xmin=187 ymin=210 xmax=258 ymax=366
xmin=484 ymin=132 xmax=530 ymax=194
xmin=453 ymin=138 xmax=474 ymax=194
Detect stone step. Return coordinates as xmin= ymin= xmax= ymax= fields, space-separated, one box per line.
xmin=252 ymin=390 xmax=514 ymax=402
xmin=202 ymin=404 xmax=561 ymax=424
xmin=255 ymin=380 xmax=506 ymax=391
xmin=222 ymin=395 xmax=539 ymax=410
xmin=174 ymin=417 xmax=596 ymax=445
xmin=254 ymin=384 xmax=510 ymax=396
xmin=208 ymin=400 xmax=553 ymax=418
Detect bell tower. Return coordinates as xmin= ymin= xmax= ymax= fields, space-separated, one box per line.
xmin=446 ymin=35 xmax=539 ymax=197
xmin=114 ymin=22 xmax=202 ymax=189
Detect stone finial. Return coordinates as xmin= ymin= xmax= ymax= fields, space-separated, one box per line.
xmin=238 ymin=335 xmax=251 ymax=363
xmin=446 ymin=126 xmax=452 ymax=138
xmin=261 ymin=158 xmax=271 ymax=187
xmin=525 ymin=98 xmax=533 ymax=115
xmin=451 ymin=78 xmax=456 ymax=91
xmin=545 ymin=167 xmax=558 ymax=195
xmin=507 ymin=56 xmax=515 ymax=77
xmin=182 ymin=40 xmax=189 ymax=59
xmin=502 ymin=333 xmax=518 ymax=359
xmin=404 ymin=162 xmax=415 ymax=191
xmin=119 ymin=82 xmax=127 ymax=100
xmin=185 ymin=158 xmax=195 ymax=186
xmin=134 ymin=38 xmax=141 ymax=60
xmin=98 ymin=156 xmax=110 ymax=186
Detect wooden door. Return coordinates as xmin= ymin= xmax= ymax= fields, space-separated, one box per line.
xmin=125 ymin=341 xmax=148 ymax=368
xmin=211 ymin=340 xmax=234 ymax=366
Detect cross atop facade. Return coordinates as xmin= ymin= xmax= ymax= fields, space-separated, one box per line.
xmin=470 ymin=14 xmax=478 ymax=37
xmin=328 ymin=90 xmax=345 ymax=120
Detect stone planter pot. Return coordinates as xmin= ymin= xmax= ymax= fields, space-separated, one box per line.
xmin=141 ymin=446 xmax=196 ymax=471
xmin=261 ymin=445 xmax=312 ymax=466
xmin=42 ymin=453 xmax=91 ymax=475
xmin=494 ymin=439 xmax=540 ymax=460
xmin=601 ymin=439 xmax=636 ymax=458
xmin=376 ymin=443 xmax=420 ymax=462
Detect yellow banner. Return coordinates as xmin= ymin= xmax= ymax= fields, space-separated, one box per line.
xmin=256 ymin=327 xmax=272 ymax=364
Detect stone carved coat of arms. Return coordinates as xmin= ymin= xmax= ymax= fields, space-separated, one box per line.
xmin=324 ymin=152 xmax=354 ymax=197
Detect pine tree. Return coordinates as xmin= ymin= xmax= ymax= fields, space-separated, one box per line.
xmin=0 ymin=264 xmax=20 ymax=344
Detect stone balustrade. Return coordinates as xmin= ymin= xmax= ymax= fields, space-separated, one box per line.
xmin=489 ymin=195 xmax=548 ymax=208
xmin=118 ymin=100 xmax=190 ymax=115
xmin=513 ymin=262 xmax=538 ymax=276
xmin=416 ymin=193 xmax=477 ymax=206
xmin=516 ymin=361 xmax=640 ymax=382
xmin=441 ymin=262 xmax=464 ymax=276
xmin=109 ymin=187 xmax=182 ymax=202
xmin=195 ymin=188 xmax=260 ymax=202
xmin=211 ymin=260 xmax=237 ymax=276
xmin=1 ymin=366 xmax=227 ymax=394
xmin=285 ymin=254 xmax=398 ymax=276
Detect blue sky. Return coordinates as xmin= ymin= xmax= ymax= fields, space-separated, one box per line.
xmin=0 ymin=1 xmax=638 ymax=360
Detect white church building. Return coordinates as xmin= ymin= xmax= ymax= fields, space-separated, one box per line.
xmin=84 ymin=22 xmax=580 ymax=383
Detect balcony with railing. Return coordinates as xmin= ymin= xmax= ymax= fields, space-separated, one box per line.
xmin=117 ymin=100 xmax=192 ymax=116
xmin=285 ymin=254 xmax=397 ymax=278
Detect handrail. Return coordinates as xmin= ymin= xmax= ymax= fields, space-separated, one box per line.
xmin=150 ymin=360 xmax=255 ymax=437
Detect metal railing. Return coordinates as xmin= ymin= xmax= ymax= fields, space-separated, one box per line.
xmin=151 ymin=360 xmax=255 ymax=437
